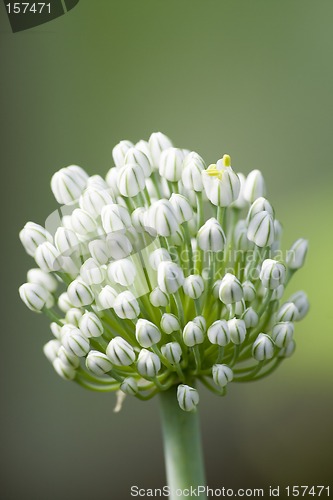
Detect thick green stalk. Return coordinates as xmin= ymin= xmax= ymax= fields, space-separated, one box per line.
xmin=159 ymin=386 xmax=207 ymax=500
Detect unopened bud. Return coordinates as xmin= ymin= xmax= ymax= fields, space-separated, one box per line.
xmin=148 ymin=200 xmax=179 ymax=237
xmin=112 ymin=140 xmax=134 ymax=168
xmin=160 ymin=313 xmax=180 ymax=334
xmin=242 ymin=307 xmax=259 ymax=328
xmin=80 ymin=258 xmax=106 ymax=285
xmin=158 ymin=261 xmax=184 ymax=294
xmin=228 ymin=318 xmax=247 ymax=344
xmin=62 ymin=327 xmax=90 ymax=357
xmin=54 ymin=227 xmax=80 ymax=256
xmin=183 ymin=274 xmax=205 ymax=299
xmin=242 ymin=281 xmax=256 ymax=302
xmin=65 ymin=307 xmax=83 ymax=326
xmin=106 ymin=337 xmax=136 ymax=366
xmin=183 ymin=321 xmax=204 ymax=347
xmin=79 ymin=312 xmax=104 ymax=338
xmin=27 ymin=268 xmax=58 ymax=293
xmin=159 ymin=148 xmax=185 ymax=182
xmin=53 ymin=358 xmax=76 ymax=380
xmin=161 ymin=342 xmax=182 ymax=365
xmin=135 ymin=319 xmax=161 ymax=348
xmin=137 ymin=349 xmax=161 ymax=377
xmin=51 ymin=165 xmax=88 ymax=204
xmin=272 ymin=322 xmax=294 ymax=348
xmin=19 ymin=222 xmax=53 ymax=257
xmin=243 ymin=170 xmax=266 ymax=203
xmin=260 ymin=259 xmax=286 ymax=289
xmin=177 ymin=384 xmax=199 ymax=412
xmin=207 ymin=320 xmax=230 ymax=346
xmin=43 ymin=339 xmax=61 ymax=363
xmin=35 ymin=242 xmax=62 ymax=272
xmin=107 ymin=258 xmax=136 ymax=286
xmin=67 ymin=279 xmax=94 ymax=307
xmin=117 ymin=163 xmax=146 ymax=197
xmin=247 ymin=211 xmax=275 ymax=248
xmin=19 ymin=282 xmax=52 ymax=312
xmin=101 ymin=204 xmax=131 ymax=234
xmin=197 ymin=218 xmax=226 ymax=252
xmin=149 ymin=287 xmax=169 ymax=307
xmin=286 ymin=238 xmax=308 ymax=270
xmin=170 ymin=194 xmax=193 ymax=223
xmin=86 ymin=350 xmax=113 ymax=375
xmin=219 ymin=273 xmax=243 ymax=304
xmin=252 ymin=333 xmax=275 ymax=361
xmin=148 ymin=132 xmax=173 ymax=167
xmin=276 ymin=302 xmax=299 ymax=322
xmin=120 ymin=377 xmax=138 ymax=395
xmin=212 ymin=364 xmax=234 ymax=388
xmin=182 ymin=152 xmax=205 ymax=192
xmin=113 ymin=291 xmax=140 ymax=319
xmin=125 ymin=147 xmax=152 ymax=177
xmin=98 ymin=285 xmax=118 ymax=309
xmin=287 ymin=291 xmax=309 ymax=320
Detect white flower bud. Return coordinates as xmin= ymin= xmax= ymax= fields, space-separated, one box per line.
xmin=101 ymin=204 xmax=131 ymax=234
xmin=242 ymin=307 xmax=259 ymax=328
xmin=286 ymin=238 xmax=308 ymax=270
xmin=107 ymin=233 xmax=132 ymax=260
xmin=54 ymin=227 xmax=80 ymax=256
xmin=57 ymin=345 xmax=80 ymax=368
xmin=159 ymin=148 xmax=185 ymax=182
xmin=278 ymin=339 xmax=296 ymax=358
xmin=19 ymin=283 xmax=51 ymax=312
xmin=161 ymin=342 xmax=182 ymax=365
xmin=272 ymin=284 xmax=285 ymax=300
xmin=149 ymin=287 xmax=169 ymax=307
xmin=135 ymin=319 xmax=161 ymax=348
xmin=98 ymin=285 xmax=118 ymax=309
xmin=35 ymin=242 xmax=62 ymax=272
xmin=43 ymin=339 xmax=61 ymax=363
xmin=247 ymin=211 xmax=275 ymax=247
xmin=183 ymin=321 xmax=204 ymax=347
xmin=87 ymin=174 xmax=108 ymax=190
xmin=252 ymin=333 xmax=275 ymax=361
xmin=106 ymin=337 xmax=136 ymax=366
xmin=19 ymin=222 xmax=53 ymax=257
xmin=157 ymin=261 xmax=184 ymax=294
xmin=276 ymin=302 xmax=299 ymax=322
xmin=160 ymin=313 xmax=180 ymax=334
xmin=136 ymin=139 xmax=152 ymax=159
xmin=50 ymin=322 xmax=62 ymax=339
xmin=79 ymin=187 xmax=113 ymax=217
xmin=120 ymin=377 xmax=138 ymax=395
xmin=231 ymin=173 xmax=248 ymax=209
xmin=71 ymin=208 xmax=97 ymax=236
xmin=125 ymin=147 xmax=152 ymax=177
xmin=105 ymin=167 xmax=120 ymax=197
xmin=197 ymin=218 xmax=226 ymax=252
xmin=193 ymin=316 xmax=206 ymax=332
xmin=181 ymin=152 xmax=205 ymax=192
xmin=207 ymin=320 xmax=230 ymax=346
xmin=212 ymin=364 xmax=234 ymax=388
xmin=131 ymin=207 xmax=147 ymax=233
xmin=53 ymin=358 xmax=76 ymax=380
xmin=183 ymin=274 xmax=205 ymax=299
xmin=148 ymin=200 xmax=179 ymax=237
xmin=260 ymin=259 xmax=286 ymax=289
xmin=107 ymin=258 xmax=136 ymax=286
xmin=247 ymin=197 xmax=274 ymax=221
xmin=65 ymin=307 xmax=83 ymax=326
xmin=113 ymin=291 xmax=140 ymax=319
xmin=169 ymin=194 xmax=193 ymax=223
xmin=62 ymin=327 xmax=90 ymax=357
xmin=242 ymin=281 xmax=256 ymax=302
xmin=149 ymin=132 xmax=173 ymax=167
xmin=88 ymin=239 xmax=110 ymax=265
xmin=149 ymin=248 xmax=171 ymax=270
xmin=86 ymin=350 xmax=113 ymax=375
xmin=288 ymin=291 xmax=309 ymax=320
xmin=234 ymin=226 xmax=252 ymax=251
xmin=272 ymin=322 xmax=294 ymax=348
xmin=112 ymin=140 xmax=134 ymax=168
xmin=58 ymin=292 xmax=73 ymax=312
xmin=51 ymin=165 xmax=88 ymax=204
xmin=80 ymin=258 xmax=105 ymax=285
xmin=117 ymin=163 xmax=146 ymax=197
xmin=228 ymin=318 xmax=247 ymax=344
xmin=231 ymin=300 xmax=246 ymax=316
xmin=67 ymin=279 xmax=94 ymax=307
xmin=177 ymin=384 xmax=199 ymax=412
xmin=212 ymin=280 xmax=222 ymax=298
xmin=27 ymin=268 xmax=58 ymax=293
xmin=137 ymin=349 xmax=161 ymax=377
xmin=202 ymin=161 xmax=240 ymax=207
xmin=219 ymin=273 xmax=243 ymax=304
xmin=79 ymin=311 xmax=103 ymax=338
xmin=243 ymin=170 xmax=266 ymax=203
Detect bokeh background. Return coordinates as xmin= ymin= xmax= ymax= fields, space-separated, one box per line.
xmin=1 ymin=1 xmax=333 ymax=498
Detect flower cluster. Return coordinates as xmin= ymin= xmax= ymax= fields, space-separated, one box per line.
xmin=19 ymin=132 xmax=309 ymax=411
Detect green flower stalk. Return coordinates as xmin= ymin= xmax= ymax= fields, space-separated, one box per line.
xmin=19 ymin=132 xmax=309 ymax=499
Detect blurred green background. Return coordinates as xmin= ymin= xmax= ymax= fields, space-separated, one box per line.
xmin=1 ymin=1 xmax=333 ymax=498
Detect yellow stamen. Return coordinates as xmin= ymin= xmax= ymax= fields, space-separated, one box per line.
xmin=206 ymin=164 xmax=222 ymax=179
xmin=222 ymin=154 xmax=231 ymax=167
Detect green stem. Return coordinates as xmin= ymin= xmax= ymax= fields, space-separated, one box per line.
xmin=159 ymin=386 xmax=207 ymax=500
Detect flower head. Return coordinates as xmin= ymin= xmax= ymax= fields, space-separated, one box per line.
xmin=19 ymin=132 xmax=308 ymax=411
